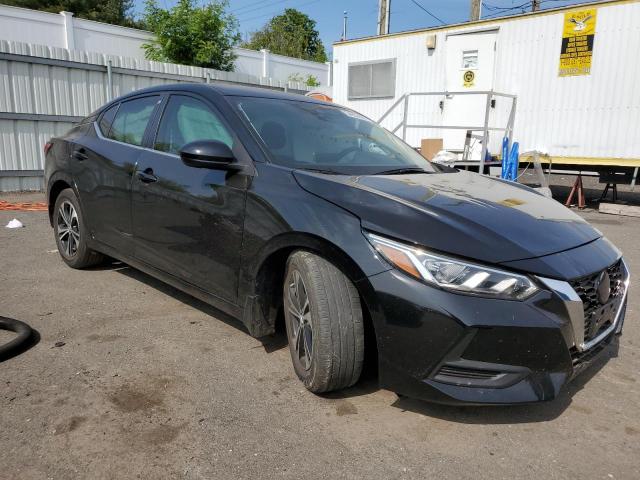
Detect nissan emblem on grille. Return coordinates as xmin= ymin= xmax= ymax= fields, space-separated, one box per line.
xmin=596 ymin=270 xmax=611 ymax=304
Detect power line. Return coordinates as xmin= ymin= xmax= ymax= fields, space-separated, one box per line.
xmin=231 ymin=0 xmax=273 ymax=14
xmin=482 ymin=2 xmax=530 ymax=18
xmin=233 ymin=0 xmax=290 ymax=15
xmin=237 ymin=0 xmax=321 ymax=23
xmin=482 ymin=0 xmax=580 ymax=18
xmin=408 ymin=0 xmax=446 ymax=25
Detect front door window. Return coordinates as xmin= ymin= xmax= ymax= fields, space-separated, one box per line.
xmin=154 ymin=96 xmax=233 ymax=154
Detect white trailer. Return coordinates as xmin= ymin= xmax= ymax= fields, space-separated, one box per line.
xmin=332 ymin=0 xmax=640 ymax=171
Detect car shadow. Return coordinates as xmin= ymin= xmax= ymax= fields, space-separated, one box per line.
xmin=99 ymin=260 xmax=250 ymax=334
xmin=96 ymin=259 xmax=289 ymax=354
xmin=321 ymin=377 xmax=383 ymax=400
xmin=257 ymin=331 xmax=289 ymax=353
xmin=96 ymin=259 xmax=620 ymax=423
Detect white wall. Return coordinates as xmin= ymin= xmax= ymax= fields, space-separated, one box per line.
xmin=0 ymin=5 xmax=152 ymax=55
xmin=267 ymin=50 xmax=330 ymax=85
xmin=233 ymin=47 xmax=264 ymax=77
xmin=333 ymin=1 xmax=640 ymax=165
xmin=0 ymin=38 xmax=316 ymax=191
xmin=73 ymin=18 xmax=153 ymax=56
xmin=0 ymin=4 xmax=330 ymax=86
xmin=0 ymin=4 xmax=65 ymax=48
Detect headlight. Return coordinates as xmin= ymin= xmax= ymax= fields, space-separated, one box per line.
xmin=366 ymin=232 xmax=539 ymax=300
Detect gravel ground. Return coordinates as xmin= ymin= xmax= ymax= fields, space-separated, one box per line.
xmin=1 ymin=189 xmax=639 ymax=480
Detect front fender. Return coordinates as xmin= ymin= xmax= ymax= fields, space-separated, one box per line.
xmin=237 ymin=164 xmax=390 ymax=337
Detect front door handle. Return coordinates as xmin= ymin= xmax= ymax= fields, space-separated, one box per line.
xmin=137 ymin=168 xmax=158 ymax=184
xmin=71 ymin=148 xmax=88 ymax=161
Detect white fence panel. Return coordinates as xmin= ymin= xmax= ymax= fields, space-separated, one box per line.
xmin=0 ymin=39 xmax=312 ymax=191
xmin=0 ymin=5 xmax=330 ymax=85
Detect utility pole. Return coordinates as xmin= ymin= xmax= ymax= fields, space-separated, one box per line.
xmin=377 ymin=0 xmax=391 ymax=35
xmin=342 ymin=11 xmax=348 ymax=41
xmin=532 ymin=0 xmax=541 ymax=11
xmin=470 ymin=0 xmax=481 ymax=21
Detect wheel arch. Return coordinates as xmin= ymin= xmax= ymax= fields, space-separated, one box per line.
xmin=46 ymin=172 xmax=78 ymax=226
xmin=241 ymin=232 xmax=380 ymax=372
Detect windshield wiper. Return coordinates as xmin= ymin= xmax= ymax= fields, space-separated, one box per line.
xmin=297 ymin=167 xmax=342 ymax=175
xmin=374 ymin=167 xmax=431 ymax=175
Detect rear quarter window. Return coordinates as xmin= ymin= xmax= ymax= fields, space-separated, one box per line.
xmin=98 ymin=104 xmax=119 ymax=136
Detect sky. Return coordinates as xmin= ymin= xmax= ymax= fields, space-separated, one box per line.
xmin=134 ymin=0 xmax=599 ymax=56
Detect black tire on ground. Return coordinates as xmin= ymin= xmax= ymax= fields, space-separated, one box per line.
xmin=53 ymin=188 xmax=105 ymax=269
xmin=283 ymin=250 xmax=364 ymax=393
xmin=0 ymin=317 xmax=33 ymax=361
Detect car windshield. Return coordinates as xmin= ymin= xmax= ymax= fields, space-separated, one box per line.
xmin=230 ymin=96 xmax=439 ymax=175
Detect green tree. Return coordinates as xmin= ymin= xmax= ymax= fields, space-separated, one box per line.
xmin=142 ymin=0 xmax=239 ymax=71
xmin=243 ymin=8 xmax=327 ymax=63
xmin=287 ymin=73 xmax=321 ymax=87
xmin=3 ymin=0 xmax=141 ymax=28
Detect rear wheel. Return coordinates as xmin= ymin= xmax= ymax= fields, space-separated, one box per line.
xmin=284 ymin=251 xmax=364 ymax=393
xmin=53 ymin=188 xmax=104 ymax=269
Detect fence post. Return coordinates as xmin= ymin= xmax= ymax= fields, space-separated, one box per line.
xmin=325 ymin=61 xmax=333 ymax=86
xmin=260 ymin=49 xmax=270 ymax=79
xmin=60 ymin=11 xmax=76 ymax=50
xmin=106 ymin=59 xmax=113 ymax=101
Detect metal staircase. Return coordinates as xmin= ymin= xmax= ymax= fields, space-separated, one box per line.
xmin=377 ymin=90 xmax=517 ymax=173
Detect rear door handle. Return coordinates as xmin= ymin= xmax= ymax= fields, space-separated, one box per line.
xmin=71 ymin=148 xmax=88 ymax=161
xmin=137 ymin=169 xmax=158 ymax=184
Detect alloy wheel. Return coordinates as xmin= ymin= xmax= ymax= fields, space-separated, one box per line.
xmin=57 ymin=200 xmax=80 ymax=257
xmin=287 ymin=270 xmax=313 ymax=370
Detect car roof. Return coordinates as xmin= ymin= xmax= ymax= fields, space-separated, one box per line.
xmin=112 ymin=82 xmax=327 ymax=105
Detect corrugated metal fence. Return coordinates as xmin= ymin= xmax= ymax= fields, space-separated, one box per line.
xmin=0 ymin=40 xmax=310 ymax=191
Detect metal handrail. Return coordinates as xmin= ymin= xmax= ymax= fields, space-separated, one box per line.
xmin=406 ymin=90 xmax=517 ymax=98
xmin=377 ymin=94 xmax=407 ymax=124
xmin=376 ymin=90 xmax=518 ymax=174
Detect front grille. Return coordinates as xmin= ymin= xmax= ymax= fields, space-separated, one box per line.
xmin=569 ymin=259 xmax=625 ymax=343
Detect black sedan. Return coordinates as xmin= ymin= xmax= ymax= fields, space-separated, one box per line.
xmin=44 ymin=84 xmax=629 ymax=405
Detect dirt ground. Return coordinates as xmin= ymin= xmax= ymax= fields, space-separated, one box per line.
xmin=1 ymin=186 xmax=639 ymax=480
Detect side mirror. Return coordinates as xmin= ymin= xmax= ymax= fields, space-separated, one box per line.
xmin=179 ymin=140 xmax=239 ymax=170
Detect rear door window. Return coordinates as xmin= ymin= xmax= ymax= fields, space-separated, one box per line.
xmin=108 ymin=96 xmax=159 ymax=146
xmin=154 ymin=95 xmax=233 ymax=155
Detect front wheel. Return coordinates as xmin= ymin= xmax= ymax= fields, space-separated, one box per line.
xmin=53 ymin=188 xmax=105 ymax=269
xmin=284 ymin=251 xmax=364 ymax=393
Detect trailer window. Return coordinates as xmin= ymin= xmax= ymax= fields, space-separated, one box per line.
xmin=348 ymin=59 xmax=396 ymax=100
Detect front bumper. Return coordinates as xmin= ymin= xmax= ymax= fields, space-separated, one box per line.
xmin=364 ymin=257 xmax=629 ymax=405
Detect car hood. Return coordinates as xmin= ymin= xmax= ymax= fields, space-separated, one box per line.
xmin=293 ymin=169 xmax=601 ymax=264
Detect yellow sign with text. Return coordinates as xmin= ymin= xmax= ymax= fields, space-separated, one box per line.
xmin=559 ymin=8 xmax=597 ymax=77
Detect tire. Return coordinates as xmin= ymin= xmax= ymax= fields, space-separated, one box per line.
xmin=53 ymin=188 xmax=105 ymax=269
xmin=283 ymin=251 xmax=364 ymax=393
xmin=0 ymin=316 xmax=33 ymax=361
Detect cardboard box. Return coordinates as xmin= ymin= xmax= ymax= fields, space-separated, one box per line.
xmin=420 ymin=138 xmax=443 ymax=160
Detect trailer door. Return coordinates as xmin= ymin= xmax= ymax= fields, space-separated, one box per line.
xmin=443 ymin=29 xmax=498 ymax=159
